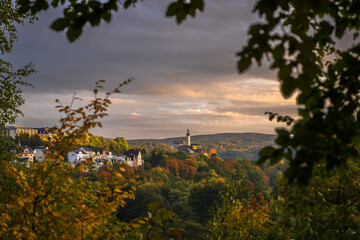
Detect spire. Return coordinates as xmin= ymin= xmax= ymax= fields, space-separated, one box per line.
xmin=186 ymin=129 xmax=191 ymax=146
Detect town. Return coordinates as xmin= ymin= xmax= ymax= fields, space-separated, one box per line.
xmin=5 ymin=126 xmax=207 ymax=170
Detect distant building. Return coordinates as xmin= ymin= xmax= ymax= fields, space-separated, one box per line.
xmin=187 ymin=128 xmax=191 ymax=146
xmin=7 ymin=126 xmax=37 ymax=138
xmin=6 ymin=126 xmax=57 ymax=140
xmin=123 ymin=149 xmax=143 ymax=167
xmin=172 ymin=129 xmax=204 ymax=156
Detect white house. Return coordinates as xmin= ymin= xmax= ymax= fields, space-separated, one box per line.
xmin=34 ymin=146 xmax=48 ymax=162
xmin=66 ymin=147 xmax=143 ymax=170
xmin=67 ymin=147 xmax=95 ymax=163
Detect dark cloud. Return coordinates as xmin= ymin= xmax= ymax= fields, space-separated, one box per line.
xmin=5 ymin=0 xmax=270 ymax=93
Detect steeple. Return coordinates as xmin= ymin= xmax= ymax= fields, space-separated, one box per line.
xmin=186 ymin=129 xmax=191 ymax=146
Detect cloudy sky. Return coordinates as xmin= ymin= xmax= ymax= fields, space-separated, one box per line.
xmin=5 ymin=0 xmax=297 ymax=139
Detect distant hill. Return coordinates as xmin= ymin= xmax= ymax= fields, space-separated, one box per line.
xmin=128 ymin=132 xmax=275 ymax=144
xmin=128 ymin=133 xmax=276 ymax=160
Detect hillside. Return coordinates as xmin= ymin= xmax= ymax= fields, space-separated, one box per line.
xmin=128 ymin=132 xmax=276 ymax=160
xmin=128 ymin=132 xmax=275 ymax=144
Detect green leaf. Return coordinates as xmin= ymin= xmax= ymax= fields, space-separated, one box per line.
xmin=270 ymin=150 xmax=282 ymax=164
xmin=296 ymin=75 xmax=312 ymax=94
xmin=123 ymin=0 xmax=132 ymax=9
xmin=273 ymin=44 xmax=284 ymax=60
xmin=288 ymin=37 xmax=298 ymax=55
xmin=101 ymin=12 xmax=111 ymax=22
xmin=259 ymin=146 xmax=276 ymax=158
xmin=353 ymin=32 xmax=359 ymax=41
xmin=278 ymin=64 xmax=292 ymax=80
xmin=191 ymin=0 xmax=204 ymax=11
xmin=335 ymin=21 xmax=346 ymax=38
xmin=88 ymin=1 xmax=100 ymax=9
xmin=66 ymin=27 xmax=82 ymax=42
xmin=237 ymin=57 xmax=251 ymax=73
xmin=275 ymin=128 xmax=290 ymax=145
xmin=166 ymin=2 xmax=180 ymax=17
xmin=281 ymin=76 xmax=296 ymax=97
xmin=89 ymin=15 xmax=101 ymax=26
xmin=188 ymin=7 xmax=196 ymax=17
xmin=176 ymin=10 xmax=187 ymax=24
xmin=50 ymin=18 xmax=69 ymax=31
xmin=249 ymin=24 xmax=262 ymax=36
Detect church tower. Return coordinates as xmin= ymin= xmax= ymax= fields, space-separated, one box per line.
xmin=186 ymin=129 xmax=191 ymax=146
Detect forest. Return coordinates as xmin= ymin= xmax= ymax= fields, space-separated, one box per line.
xmin=2 ymin=127 xmax=360 ymax=239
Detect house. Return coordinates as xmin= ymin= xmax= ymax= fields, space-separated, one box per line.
xmin=21 ymin=146 xmax=34 ymax=163
xmin=34 ymin=146 xmax=48 ymax=161
xmin=94 ymin=150 xmax=113 ymax=160
xmin=122 ymin=149 xmax=143 ymax=167
xmin=67 ymin=147 xmax=95 ymax=163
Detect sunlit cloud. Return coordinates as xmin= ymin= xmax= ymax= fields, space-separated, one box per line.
xmin=130 ymin=112 xmax=142 ymax=117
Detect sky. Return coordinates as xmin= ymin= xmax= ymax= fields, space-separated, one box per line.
xmin=5 ymin=0 xmax=297 ymax=139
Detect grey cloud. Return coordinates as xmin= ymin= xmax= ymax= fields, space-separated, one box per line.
xmin=6 ymin=0 xmax=273 ymax=95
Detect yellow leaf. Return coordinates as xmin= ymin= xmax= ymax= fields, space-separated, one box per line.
xmin=114 ymin=173 xmax=122 ymax=178
xmin=114 ymin=188 xmax=122 ymax=193
xmin=17 ymin=200 xmax=24 ymax=207
xmin=132 ymin=223 xmax=140 ymax=228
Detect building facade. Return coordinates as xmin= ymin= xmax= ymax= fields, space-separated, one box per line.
xmin=7 ymin=126 xmax=38 ymax=138
xmin=6 ymin=126 xmax=57 ymax=140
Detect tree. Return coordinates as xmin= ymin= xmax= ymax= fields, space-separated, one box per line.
xmin=116 ymin=183 xmax=165 ymax=222
xmin=15 ymin=133 xmax=42 ymax=149
xmin=165 ymin=158 xmax=180 ymax=178
xmin=1 ymin=0 xmax=36 ymax=164
xmin=189 ymin=180 xmax=225 ymax=224
xmin=0 ymin=0 xmax=35 ymax=131
xmin=266 ymin=159 xmax=360 ymax=239
xmin=112 ymin=136 xmax=129 ymax=154
xmin=0 ymin=60 xmax=35 ymax=132
xmin=244 ymin=0 xmax=360 ymax=185
xmin=173 ymin=151 xmax=188 ymax=160
xmin=150 ymin=148 xmax=166 ymax=168
xmin=224 ymin=193 xmax=271 ymax=240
